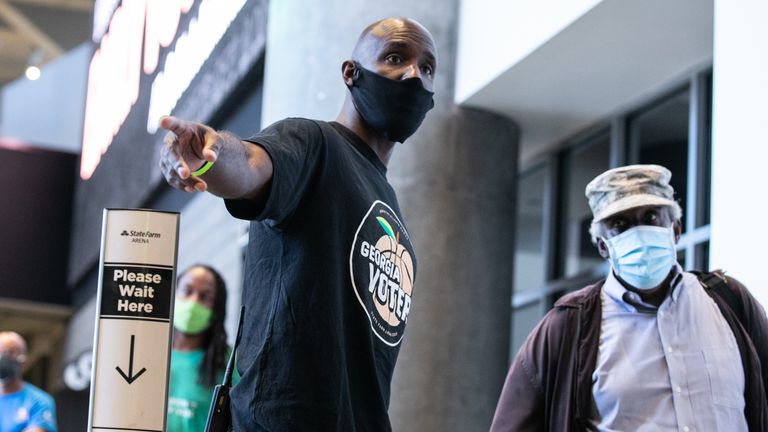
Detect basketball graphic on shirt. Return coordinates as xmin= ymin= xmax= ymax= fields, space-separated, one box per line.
xmin=371 ymin=221 xmax=414 ymax=327
xmin=350 ymin=200 xmax=417 ymax=346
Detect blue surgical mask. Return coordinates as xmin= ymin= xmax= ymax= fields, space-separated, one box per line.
xmin=603 ymin=225 xmax=677 ymax=290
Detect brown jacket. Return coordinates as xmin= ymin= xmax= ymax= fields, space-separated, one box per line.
xmin=490 ymin=275 xmax=768 ymax=431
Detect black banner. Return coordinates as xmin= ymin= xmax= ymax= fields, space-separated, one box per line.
xmin=100 ymin=265 xmax=173 ymax=320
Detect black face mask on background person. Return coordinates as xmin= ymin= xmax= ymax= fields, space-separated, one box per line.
xmin=0 ymin=355 xmax=21 ymax=383
xmin=347 ymin=61 xmax=435 ymax=143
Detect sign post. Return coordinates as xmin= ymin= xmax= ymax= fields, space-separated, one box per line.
xmin=88 ymin=209 xmax=180 ymax=432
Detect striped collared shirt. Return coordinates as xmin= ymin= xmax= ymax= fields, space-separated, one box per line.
xmin=588 ymin=265 xmax=747 ymax=432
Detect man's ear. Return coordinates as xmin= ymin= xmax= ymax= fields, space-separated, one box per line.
xmin=673 ymin=219 xmax=682 ymax=243
xmin=597 ymin=237 xmax=610 ymax=260
xmin=342 ymin=60 xmax=357 ymax=86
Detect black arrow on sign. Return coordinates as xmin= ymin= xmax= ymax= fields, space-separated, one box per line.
xmin=115 ymin=335 xmax=147 ymax=384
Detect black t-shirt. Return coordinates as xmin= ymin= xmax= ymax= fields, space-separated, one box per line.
xmin=225 ymin=118 xmax=417 ymax=431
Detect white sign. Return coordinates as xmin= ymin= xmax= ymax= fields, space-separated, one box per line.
xmin=88 ymin=209 xmax=179 ymax=432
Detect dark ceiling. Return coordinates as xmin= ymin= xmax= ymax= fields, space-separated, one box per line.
xmin=0 ymin=0 xmax=92 ymax=86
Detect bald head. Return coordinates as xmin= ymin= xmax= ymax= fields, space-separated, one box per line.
xmin=351 ymin=17 xmax=437 ymax=69
xmin=0 ymin=331 xmax=27 ymax=359
xmin=337 ymin=17 xmax=438 ymax=146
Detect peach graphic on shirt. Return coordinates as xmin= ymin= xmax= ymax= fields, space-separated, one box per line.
xmin=371 ymin=217 xmax=414 ymax=327
xmin=350 ymin=201 xmax=417 ymax=346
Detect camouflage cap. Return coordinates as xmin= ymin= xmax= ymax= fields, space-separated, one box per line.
xmin=585 ymin=164 xmax=678 ymax=222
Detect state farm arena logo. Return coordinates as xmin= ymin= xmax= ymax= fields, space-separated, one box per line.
xmin=350 ymin=200 xmax=416 ymax=346
xmin=120 ymin=229 xmax=161 ymax=244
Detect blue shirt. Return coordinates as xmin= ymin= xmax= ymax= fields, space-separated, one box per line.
xmin=589 ymin=266 xmax=747 ymax=432
xmin=0 ymin=383 xmax=57 ymax=432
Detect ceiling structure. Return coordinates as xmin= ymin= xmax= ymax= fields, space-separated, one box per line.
xmin=0 ymin=0 xmax=92 ymax=86
xmin=459 ymin=0 xmax=713 ymax=167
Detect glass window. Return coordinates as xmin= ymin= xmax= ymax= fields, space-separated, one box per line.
xmin=562 ymin=133 xmax=611 ymax=278
xmin=514 ymin=166 xmax=547 ymax=292
xmin=509 ymin=70 xmax=714 ymax=367
xmin=629 ymin=89 xmax=690 ymax=230
xmin=695 ymin=241 xmax=710 ymax=271
xmin=511 ymin=301 xmax=541 ymax=359
xmin=677 ymin=248 xmax=686 ymax=270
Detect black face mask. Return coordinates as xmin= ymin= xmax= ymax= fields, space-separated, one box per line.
xmin=347 ymin=62 xmax=435 ymax=143
xmin=0 ymin=355 xmax=21 ymax=383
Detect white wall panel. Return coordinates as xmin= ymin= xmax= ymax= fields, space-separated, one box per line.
xmin=710 ymin=0 xmax=768 ymax=308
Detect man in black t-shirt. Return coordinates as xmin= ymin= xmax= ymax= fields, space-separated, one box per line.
xmin=159 ymin=17 xmax=438 ymax=431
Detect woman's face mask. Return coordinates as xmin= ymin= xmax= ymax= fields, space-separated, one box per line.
xmin=347 ymin=62 xmax=435 ymax=143
xmin=173 ymin=297 xmax=213 ymax=335
xmin=602 ymin=225 xmax=677 ymax=290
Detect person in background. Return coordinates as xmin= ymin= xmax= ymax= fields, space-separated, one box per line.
xmin=167 ymin=264 xmax=237 ymax=431
xmin=491 ymin=164 xmax=768 ymax=431
xmin=0 ymin=331 xmax=57 ymax=432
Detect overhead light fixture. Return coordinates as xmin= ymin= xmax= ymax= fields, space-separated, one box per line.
xmin=25 ymin=65 xmax=41 ymax=80
xmin=25 ymin=49 xmax=44 ymax=81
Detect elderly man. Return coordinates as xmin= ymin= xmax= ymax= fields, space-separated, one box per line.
xmin=0 ymin=331 xmax=57 ymax=432
xmin=491 ymin=164 xmax=768 ymax=431
xmin=158 ymin=17 xmax=436 ymax=431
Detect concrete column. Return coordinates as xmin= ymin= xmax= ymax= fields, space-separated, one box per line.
xmin=388 ymin=107 xmax=518 ymax=431
xmin=262 ymin=1 xmax=519 ymax=430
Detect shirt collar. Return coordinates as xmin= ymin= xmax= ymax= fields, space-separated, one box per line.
xmin=603 ymin=263 xmax=684 ymax=313
xmin=330 ymin=121 xmax=388 ymax=175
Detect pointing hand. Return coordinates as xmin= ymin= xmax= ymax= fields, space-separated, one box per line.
xmin=158 ymin=115 xmax=221 ymax=192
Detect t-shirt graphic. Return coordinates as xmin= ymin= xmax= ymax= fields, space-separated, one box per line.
xmin=350 ymin=200 xmax=416 ymax=346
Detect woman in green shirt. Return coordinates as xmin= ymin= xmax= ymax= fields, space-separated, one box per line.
xmin=167 ymin=265 xmax=234 ymax=432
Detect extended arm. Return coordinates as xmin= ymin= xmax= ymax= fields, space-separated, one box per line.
xmin=158 ymin=115 xmax=273 ymax=202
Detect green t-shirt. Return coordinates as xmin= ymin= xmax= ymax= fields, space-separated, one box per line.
xmin=167 ymin=349 xmax=238 ymax=432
